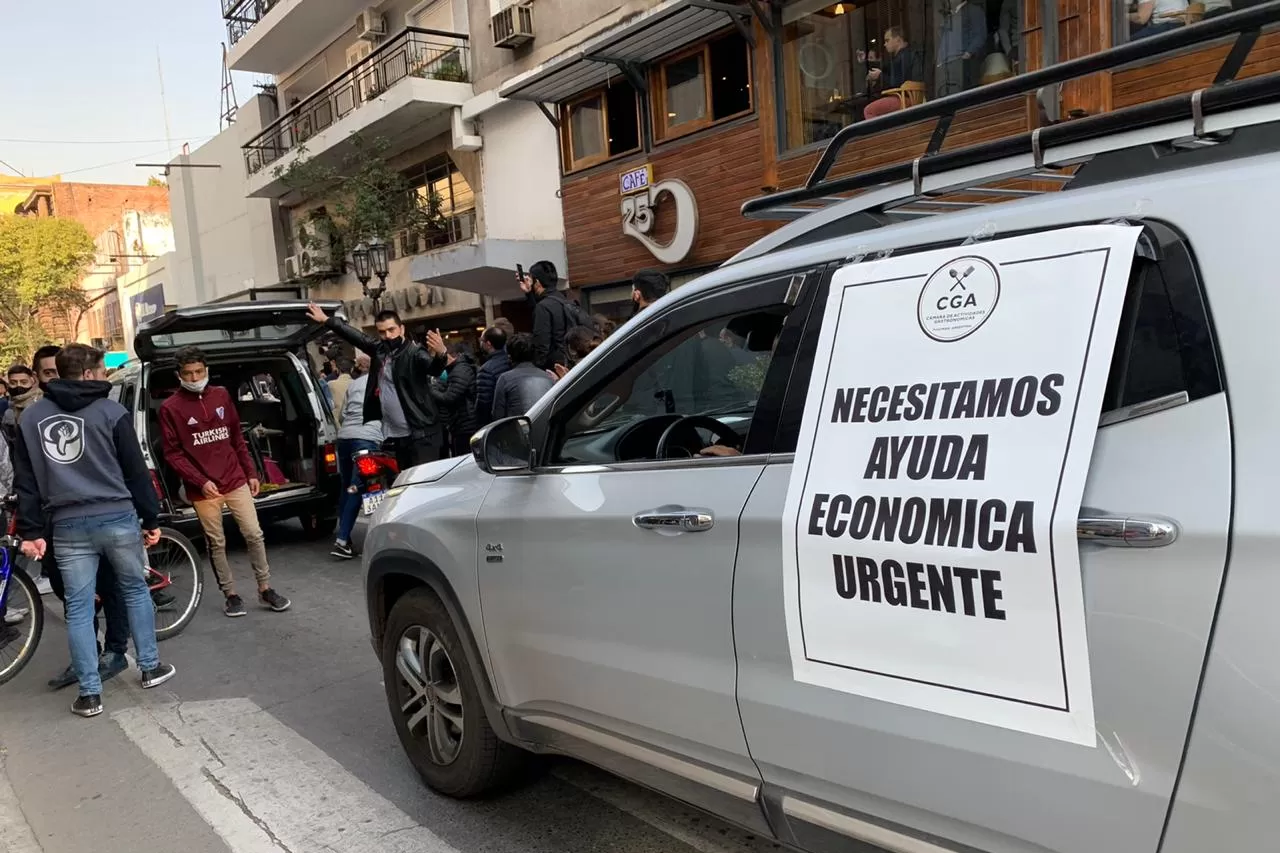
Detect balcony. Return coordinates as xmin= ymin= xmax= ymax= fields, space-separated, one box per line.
xmin=224 ymin=0 xmax=370 ymax=75
xmin=242 ymin=28 xmax=472 ymax=198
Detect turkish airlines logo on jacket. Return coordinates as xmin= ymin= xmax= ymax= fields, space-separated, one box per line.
xmin=192 ymin=425 xmax=231 ymax=447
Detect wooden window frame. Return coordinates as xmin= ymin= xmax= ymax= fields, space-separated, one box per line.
xmin=559 ymin=84 xmax=643 ymax=173
xmin=651 ymin=32 xmax=754 ymax=144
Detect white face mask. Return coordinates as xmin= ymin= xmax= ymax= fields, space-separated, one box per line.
xmin=181 ymin=378 xmax=209 ymax=394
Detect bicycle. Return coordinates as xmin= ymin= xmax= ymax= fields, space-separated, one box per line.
xmin=0 ymin=502 xmax=203 ymax=686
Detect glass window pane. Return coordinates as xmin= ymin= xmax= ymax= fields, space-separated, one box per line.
xmin=710 ymin=32 xmax=751 ymax=119
xmin=664 ymin=53 xmax=707 ymax=128
xmin=568 ymin=96 xmax=605 ymax=162
xmin=605 ymin=84 xmax=640 ymax=154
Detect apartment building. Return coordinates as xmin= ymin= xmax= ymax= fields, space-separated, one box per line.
xmin=172 ymin=0 xmax=567 ymax=344
xmin=459 ymin=0 xmax=1274 ymax=322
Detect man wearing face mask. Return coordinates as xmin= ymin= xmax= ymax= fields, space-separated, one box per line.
xmin=306 ymin=304 xmax=448 ymax=471
xmin=160 ymin=346 xmax=290 ymax=618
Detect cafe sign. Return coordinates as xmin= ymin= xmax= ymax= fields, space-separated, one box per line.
xmin=620 ymin=164 xmax=698 ymax=265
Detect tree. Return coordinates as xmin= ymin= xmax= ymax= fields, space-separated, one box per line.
xmin=273 ymin=133 xmax=446 ymax=265
xmin=147 ymin=175 xmax=168 ymax=187
xmin=0 ymin=215 xmax=95 ymax=364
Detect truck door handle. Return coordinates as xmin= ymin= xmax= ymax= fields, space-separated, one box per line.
xmin=1077 ymin=514 xmax=1178 ymax=548
xmin=633 ymin=507 xmax=715 ymax=533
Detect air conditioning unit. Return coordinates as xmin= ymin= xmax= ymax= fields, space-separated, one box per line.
xmin=492 ymin=2 xmax=534 ymax=49
xmin=300 ymin=245 xmax=335 ymax=277
xmin=355 ymin=7 xmax=388 ymax=41
xmin=284 ymin=254 xmax=302 ymax=280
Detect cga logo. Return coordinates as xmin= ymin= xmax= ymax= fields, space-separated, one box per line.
xmin=38 ymin=414 xmax=85 ymax=465
xmin=917 ymin=256 xmax=1001 ymax=342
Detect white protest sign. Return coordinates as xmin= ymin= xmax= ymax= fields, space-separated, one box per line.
xmin=782 ymin=224 xmax=1142 ymax=746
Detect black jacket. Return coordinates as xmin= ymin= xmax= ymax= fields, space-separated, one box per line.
xmin=474 ymin=349 xmax=511 ymax=427
xmin=529 ymin=291 xmax=588 ymax=370
xmin=492 ymin=364 xmax=556 ymax=421
xmin=323 ymin=318 xmax=447 ymax=438
xmin=430 ymin=354 xmax=478 ymax=438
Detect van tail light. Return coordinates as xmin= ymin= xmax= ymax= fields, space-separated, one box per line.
xmin=150 ymin=470 xmax=166 ymax=503
xmin=323 ymin=444 xmax=338 ymax=475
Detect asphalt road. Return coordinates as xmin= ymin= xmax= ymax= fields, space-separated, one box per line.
xmin=0 ymin=522 xmax=781 ymax=853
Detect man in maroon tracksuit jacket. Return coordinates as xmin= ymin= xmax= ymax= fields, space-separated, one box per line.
xmin=158 ymin=346 xmax=291 ymax=618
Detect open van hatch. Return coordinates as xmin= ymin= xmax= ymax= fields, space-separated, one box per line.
xmin=134 ymin=300 xmax=343 ymax=361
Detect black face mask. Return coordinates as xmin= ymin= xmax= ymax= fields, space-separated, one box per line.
xmin=378 ymin=336 xmax=406 ymax=357
xmin=10 ymin=385 xmax=36 ymax=401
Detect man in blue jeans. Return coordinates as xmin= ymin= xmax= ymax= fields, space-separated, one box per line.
xmin=14 ymin=344 xmax=176 ymax=717
xmin=331 ymin=352 xmax=383 ymax=560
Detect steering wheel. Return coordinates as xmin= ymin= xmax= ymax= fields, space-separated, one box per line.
xmin=655 ymin=415 xmax=742 ymax=460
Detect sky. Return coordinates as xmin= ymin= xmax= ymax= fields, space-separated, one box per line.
xmin=0 ymin=0 xmax=259 ymax=186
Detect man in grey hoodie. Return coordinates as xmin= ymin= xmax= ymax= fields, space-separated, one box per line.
xmin=13 ymin=344 xmax=176 ymax=717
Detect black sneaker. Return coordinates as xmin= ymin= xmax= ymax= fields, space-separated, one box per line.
xmin=0 ymin=625 xmax=19 ymax=650
xmin=330 ymin=541 xmax=355 ymax=560
xmin=72 ymin=694 xmax=104 ymax=718
xmin=99 ymin=652 xmax=128 ymax=682
xmin=48 ymin=664 xmax=77 ymax=691
xmin=260 ymin=589 xmax=291 ymax=612
xmin=140 ymin=662 xmax=176 ymax=690
xmin=152 ymin=590 xmax=177 ymax=610
xmin=224 ymin=594 xmax=247 ymax=618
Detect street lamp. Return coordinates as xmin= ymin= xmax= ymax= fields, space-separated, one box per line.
xmin=367 ymin=238 xmax=389 ymax=300
xmin=351 ymin=241 xmax=372 ymax=287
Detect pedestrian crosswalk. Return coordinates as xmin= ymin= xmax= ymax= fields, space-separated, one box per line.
xmin=116 ymin=697 xmax=460 ymax=853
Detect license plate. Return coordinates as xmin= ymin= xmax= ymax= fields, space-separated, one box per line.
xmin=361 ymin=492 xmax=385 ymax=516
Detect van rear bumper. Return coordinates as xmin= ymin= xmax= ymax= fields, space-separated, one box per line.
xmin=160 ymin=484 xmax=339 ymax=539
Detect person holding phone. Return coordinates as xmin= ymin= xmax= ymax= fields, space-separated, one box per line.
xmin=517 ymin=260 xmax=592 ymax=371
xmin=306 ymin=303 xmax=449 ymax=471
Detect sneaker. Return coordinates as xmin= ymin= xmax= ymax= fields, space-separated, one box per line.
xmin=151 ymin=590 xmax=177 ymax=610
xmin=35 ymin=576 xmax=52 ymax=596
xmin=99 ymin=652 xmax=128 ymax=683
xmin=224 ymin=594 xmax=247 ymax=618
xmin=0 ymin=625 xmax=19 ymax=650
xmin=48 ymin=664 xmax=77 ymax=691
xmin=3 ymin=607 xmax=27 ymax=625
xmin=140 ymin=663 xmax=176 ymax=690
xmin=71 ymin=694 xmax=103 ymax=718
xmin=259 ymin=589 xmax=291 ymax=612
xmin=330 ymin=541 xmax=355 ymax=560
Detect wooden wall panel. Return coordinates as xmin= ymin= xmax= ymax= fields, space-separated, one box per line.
xmin=561 ymin=119 xmax=773 ymax=286
xmin=776 ymin=97 xmax=1031 ymax=191
xmin=1112 ymin=31 xmax=1280 ymax=108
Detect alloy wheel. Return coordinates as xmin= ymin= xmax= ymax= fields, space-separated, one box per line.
xmin=395 ymin=626 xmax=464 ymax=765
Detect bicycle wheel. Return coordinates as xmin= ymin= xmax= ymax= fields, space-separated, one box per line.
xmin=149 ymin=527 xmax=203 ymax=642
xmin=0 ymin=567 xmax=44 ymax=687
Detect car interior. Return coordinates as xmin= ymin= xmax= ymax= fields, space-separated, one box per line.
xmin=557 ymin=309 xmax=787 ymax=464
xmin=142 ymin=356 xmax=324 ymax=507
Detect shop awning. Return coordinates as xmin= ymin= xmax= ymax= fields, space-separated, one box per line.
xmin=500 ymin=0 xmax=756 ymax=104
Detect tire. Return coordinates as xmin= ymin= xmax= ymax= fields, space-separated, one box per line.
xmin=0 ymin=567 xmax=45 ymax=687
xmin=150 ymin=527 xmax=204 ymax=642
xmin=298 ymin=513 xmax=337 ymax=540
xmin=381 ymin=588 xmax=527 ymax=797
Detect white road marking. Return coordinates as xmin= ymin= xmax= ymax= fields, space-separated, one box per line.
xmin=552 ymin=764 xmax=772 ymax=853
xmin=0 ymin=751 xmax=42 ymax=853
xmin=114 ymin=698 xmax=461 ymax=853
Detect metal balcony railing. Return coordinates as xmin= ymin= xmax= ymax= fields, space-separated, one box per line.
xmin=224 ymin=0 xmax=282 ymax=45
xmin=392 ymin=209 xmax=477 ymax=259
xmin=242 ymin=28 xmax=470 ymax=177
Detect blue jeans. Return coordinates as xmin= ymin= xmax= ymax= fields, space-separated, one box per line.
xmin=53 ymin=510 xmax=159 ymax=696
xmin=336 ymin=438 xmax=381 ymax=543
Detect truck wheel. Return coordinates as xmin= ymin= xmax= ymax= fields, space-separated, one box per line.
xmin=381 ymin=588 xmax=527 ymax=797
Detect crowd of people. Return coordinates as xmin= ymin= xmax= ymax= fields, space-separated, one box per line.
xmin=0 ymin=261 xmax=670 ymax=717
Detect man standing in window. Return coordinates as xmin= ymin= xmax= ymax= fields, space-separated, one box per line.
xmin=306 ymin=304 xmax=449 ymax=470
xmin=865 ymin=27 xmax=925 ymax=120
xmin=14 ymin=344 xmax=176 ymax=717
xmin=936 ymin=0 xmax=987 ymax=97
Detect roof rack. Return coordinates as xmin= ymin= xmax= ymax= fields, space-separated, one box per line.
xmin=742 ymin=2 xmax=1280 ymax=221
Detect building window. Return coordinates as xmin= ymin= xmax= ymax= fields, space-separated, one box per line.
xmin=653 ymin=30 xmax=753 ymax=140
xmin=780 ymin=1 xmax=1025 ymax=150
xmin=561 ymin=82 xmax=642 ymax=171
xmin=397 ymin=156 xmax=476 ymax=256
